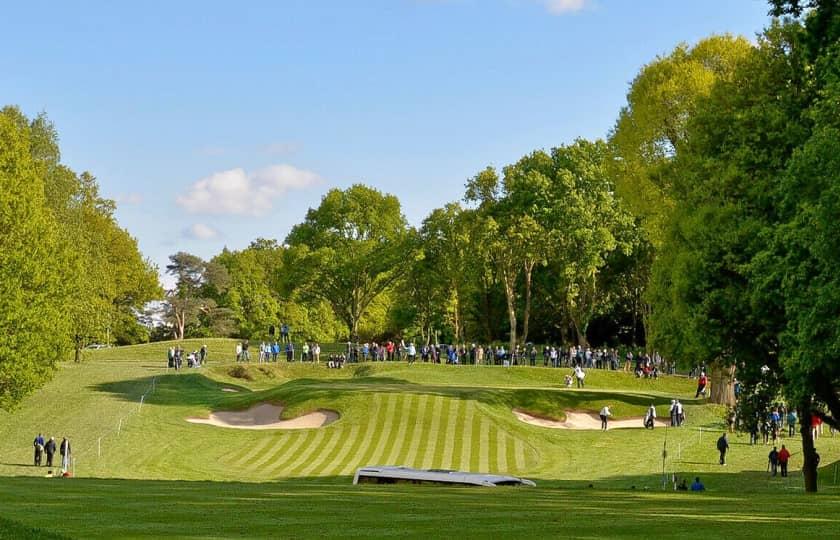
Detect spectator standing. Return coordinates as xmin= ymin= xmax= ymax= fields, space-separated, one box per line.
xmin=768 ymin=447 xmax=779 ymax=476
xmin=717 ymin=433 xmax=729 ymax=465
xmin=44 ymin=437 xmax=56 ymax=467
xmin=33 ymin=433 xmax=45 ymax=466
xmin=787 ymin=410 xmax=797 ymax=437
xmin=690 ymin=477 xmax=705 ymax=491
xmin=778 ymin=445 xmax=791 ymax=477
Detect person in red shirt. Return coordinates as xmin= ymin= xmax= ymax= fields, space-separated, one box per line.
xmin=695 ymin=372 xmax=708 ymax=398
xmin=778 ymin=444 xmax=791 ymax=477
xmin=811 ymin=414 xmax=823 ymax=439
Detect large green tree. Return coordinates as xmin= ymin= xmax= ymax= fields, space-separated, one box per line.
xmin=648 ymin=2 xmax=840 ymax=491
xmin=285 ymin=184 xmax=414 ymax=341
xmin=0 ymin=114 xmax=69 ymax=410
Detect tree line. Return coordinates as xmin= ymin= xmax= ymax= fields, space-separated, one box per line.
xmin=0 ymin=107 xmax=160 ymax=411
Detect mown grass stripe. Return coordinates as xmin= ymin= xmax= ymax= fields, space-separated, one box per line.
xmin=439 ymin=399 xmax=461 ymax=470
xmin=496 ymin=427 xmax=508 ymax=473
xmin=398 ymin=394 xmax=428 ymax=467
xmin=366 ymin=394 xmax=399 ymax=466
xmin=430 ymin=398 xmax=453 ymax=469
xmin=458 ymin=401 xmax=475 ymax=472
xmin=231 ymin=435 xmax=279 ymax=468
xmin=432 ymin=398 xmax=461 ymax=469
xmin=286 ymin=428 xmax=327 ymax=476
xmin=248 ymin=433 xmax=296 ymax=471
xmin=420 ymin=396 xmax=445 ymax=469
xmin=298 ymin=428 xmax=342 ymax=477
xmin=337 ymin=394 xmax=382 ymax=475
xmin=513 ymin=437 xmax=525 ymax=471
xmin=384 ymin=394 xmax=413 ymax=466
xmin=478 ymin=415 xmax=490 ymax=472
xmin=265 ymin=430 xmax=316 ymax=475
xmin=318 ymin=424 xmax=359 ymax=477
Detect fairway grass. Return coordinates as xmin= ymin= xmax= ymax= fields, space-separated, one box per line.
xmin=1 ymin=340 xmax=839 ymax=538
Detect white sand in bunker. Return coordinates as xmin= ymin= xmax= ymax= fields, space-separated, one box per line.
xmin=221 ymin=388 xmax=239 ymax=393
xmin=513 ymin=409 xmax=668 ymax=430
xmin=187 ymin=403 xmax=339 ymax=430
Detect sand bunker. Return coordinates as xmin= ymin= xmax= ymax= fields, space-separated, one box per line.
xmin=221 ymin=387 xmax=239 ymax=393
xmin=513 ymin=409 xmax=668 ymax=430
xmin=187 ymin=403 xmax=339 ymax=430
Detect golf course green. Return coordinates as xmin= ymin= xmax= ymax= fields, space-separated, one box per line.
xmin=1 ymin=340 xmax=838 ymax=538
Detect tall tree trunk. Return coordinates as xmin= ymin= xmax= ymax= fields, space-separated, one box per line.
xmin=503 ymin=272 xmax=517 ymax=354
xmin=709 ymin=362 xmax=736 ymax=406
xmin=350 ymin=316 xmax=360 ymax=343
xmin=522 ymin=263 xmax=534 ymax=345
xmin=481 ymin=276 xmax=493 ymax=342
xmin=74 ymin=337 xmax=82 ymax=363
xmin=800 ymin=398 xmax=818 ymax=493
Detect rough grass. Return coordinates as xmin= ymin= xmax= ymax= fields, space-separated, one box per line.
xmin=1 ymin=340 xmax=839 ymax=538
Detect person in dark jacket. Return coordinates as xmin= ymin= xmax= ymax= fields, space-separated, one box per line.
xmin=44 ymin=437 xmax=57 ymax=467
xmin=717 ymin=433 xmax=729 ymax=465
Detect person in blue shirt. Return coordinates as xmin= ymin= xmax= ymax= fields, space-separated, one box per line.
xmin=33 ymin=433 xmax=45 ymax=466
xmin=690 ymin=477 xmax=705 ymax=491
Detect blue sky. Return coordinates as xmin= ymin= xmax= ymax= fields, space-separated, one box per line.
xmin=1 ymin=0 xmax=771 ymax=287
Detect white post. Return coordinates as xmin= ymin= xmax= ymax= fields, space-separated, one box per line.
xmin=140 ymin=394 xmax=145 ymax=410
xmin=117 ymin=418 xmax=122 ymax=436
xmin=97 ymin=437 xmax=101 ymax=457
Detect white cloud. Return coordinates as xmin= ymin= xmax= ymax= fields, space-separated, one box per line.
xmin=176 ymin=164 xmax=321 ymax=216
xmin=183 ymin=223 xmax=220 ymax=240
xmin=115 ymin=192 xmax=143 ymax=205
xmin=543 ymin=0 xmax=588 ymax=15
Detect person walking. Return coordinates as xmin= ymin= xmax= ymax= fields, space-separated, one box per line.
xmin=695 ymin=372 xmax=708 ymax=398
xmin=669 ymin=400 xmax=678 ymax=427
xmin=599 ymin=406 xmax=611 ymax=431
xmin=644 ymin=404 xmax=657 ymax=429
xmin=768 ymin=446 xmax=779 ymax=476
xmin=60 ymin=437 xmax=71 ymax=473
xmin=44 ymin=437 xmax=57 ymax=468
xmin=676 ymin=400 xmax=685 ymax=426
xmin=574 ymin=365 xmax=586 ymax=388
xmin=33 ymin=433 xmax=45 ymax=466
xmin=787 ymin=410 xmax=797 ymax=437
xmin=717 ymin=433 xmax=729 ymax=466
xmin=778 ymin=445 xmax=791 ymax=477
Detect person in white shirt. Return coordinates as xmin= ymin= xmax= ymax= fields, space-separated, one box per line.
xmin=574 ymin=365 xmax=586 ymax=388
xmin=599 ymin=406 xmax=611 ymax=430
xmin=645 ymin=404 xmax=657 ymax=429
